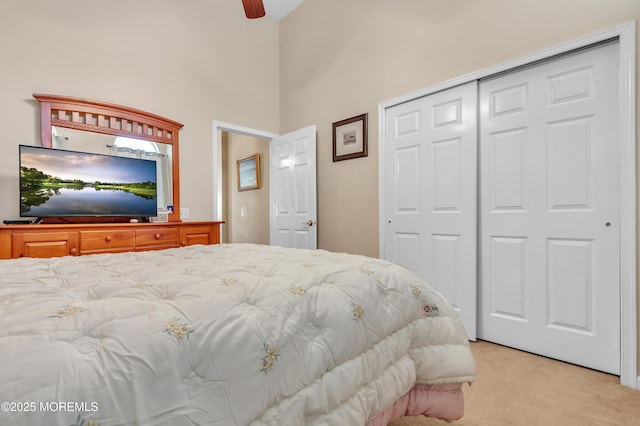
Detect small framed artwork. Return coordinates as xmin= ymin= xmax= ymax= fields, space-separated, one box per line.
xmin=237 ymin=153 xmax=261 ymax=191
xmin=332 ymin=113 xmax=368 ymax=162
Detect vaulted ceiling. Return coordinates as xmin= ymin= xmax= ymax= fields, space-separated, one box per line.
xmin=263 ymin=0 xmax=305 ymax=20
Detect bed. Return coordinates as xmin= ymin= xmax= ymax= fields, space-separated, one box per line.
xmin=0 ymin=243 xmax=475 ymax=425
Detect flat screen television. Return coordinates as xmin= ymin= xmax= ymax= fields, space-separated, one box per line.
xmin=19 ymin=145 xmax=158 ymax=219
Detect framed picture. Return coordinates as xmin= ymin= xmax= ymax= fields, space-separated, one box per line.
xmin=237 ymin=153 xmax=261 ymax=191
xmin=333 ymin=113 xmax=368 ymax=162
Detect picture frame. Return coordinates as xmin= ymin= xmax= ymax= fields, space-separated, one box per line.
xmin=237 ymin=153 xmax=261 ymax=191
xmin=332 ymin=113 xmax=368 ymax=162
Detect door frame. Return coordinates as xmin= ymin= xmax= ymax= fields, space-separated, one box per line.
xmin=378 ymin=22 xmax=637 ymax=388
xmin=212 ymin=121 xmax=278 ymax=232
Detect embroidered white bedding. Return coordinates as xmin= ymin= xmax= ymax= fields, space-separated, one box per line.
xmin=0 ymin=243 xmax=475 ymax=425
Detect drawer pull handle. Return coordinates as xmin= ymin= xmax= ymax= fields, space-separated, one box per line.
xmin=70 ymin=248 xmax=77 ymax=254
xmin=155 ymin=233 xmax=161 ymax=240
xmin=105 ymin=236 xmax=112 ymax=242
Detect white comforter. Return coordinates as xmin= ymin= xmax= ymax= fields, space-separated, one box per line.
xmin=0 ymin=244 xmax=475 ymax=426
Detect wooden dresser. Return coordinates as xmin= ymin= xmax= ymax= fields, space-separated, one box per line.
xmin=0 ymin=221 xmax=223 ymax=259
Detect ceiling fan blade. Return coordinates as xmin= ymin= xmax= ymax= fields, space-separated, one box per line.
xmin=242 ymin=0 xmax=266 ymax=19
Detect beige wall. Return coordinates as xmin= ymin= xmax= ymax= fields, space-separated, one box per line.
xmin=279 ymin=0 xmax=640 ymax=374
xmin=0 ymin=0 xmax=279 ymax=223
xmin=223 ymin=132 xmax=270 ymax=244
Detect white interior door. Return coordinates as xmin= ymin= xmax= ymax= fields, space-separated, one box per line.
xmin=270 ymin=125 xmax=317 ymax=249
xmin=384 ymin=81 xmax=478 ymax=339
xmin=478 ymin=41 xmax=620 ymax=374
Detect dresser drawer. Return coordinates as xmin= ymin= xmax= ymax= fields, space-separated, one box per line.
xmin=135 ymin=227 xmax=179 ymax=248
xmin=180 ymin=225 xmax=215 ymax=246
xmin=80 ymin=230 xmax=134 ymax=254
xmin=12 ymin=231 xmax=79 ymax=258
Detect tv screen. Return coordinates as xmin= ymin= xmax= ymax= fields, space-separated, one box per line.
xmin=19 ymin=145 xmax=158 ymax=218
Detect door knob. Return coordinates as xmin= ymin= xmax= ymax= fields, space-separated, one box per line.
xmin=305 ymin=220 xmax=314 ymax=227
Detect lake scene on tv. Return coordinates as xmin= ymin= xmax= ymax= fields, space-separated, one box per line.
xmin=20 ymin=146 xmax=157 ymax=217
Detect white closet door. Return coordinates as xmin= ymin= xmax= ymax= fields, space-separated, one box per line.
xmin=478 ymin=42 xmax=620 ymax=374
xmin=384 ymin=81 xmax=478 ymax=339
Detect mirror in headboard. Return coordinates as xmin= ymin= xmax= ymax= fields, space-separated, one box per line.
xmin=33 ymin=93 xmax=183 ymax=222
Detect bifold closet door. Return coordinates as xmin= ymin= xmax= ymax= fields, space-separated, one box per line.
xmin=384 ymin=81 xmax=478 ymax=339
xmin=478 ymin=41 xmax=620 ymax=374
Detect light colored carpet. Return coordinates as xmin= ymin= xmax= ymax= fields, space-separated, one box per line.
xmin=390 ymin=340 xmax=640 ymax=426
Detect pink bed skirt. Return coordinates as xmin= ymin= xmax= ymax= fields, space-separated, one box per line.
xmin=367 ymin=383 xmax=465 ymax=425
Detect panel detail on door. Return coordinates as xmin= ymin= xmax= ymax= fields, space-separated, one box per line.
xmin=547 ymin=116 xmax=593 ymax=210
xmin=432 ymin=138 xmax=461 ymax=212
xmin=395 ymin=146 xmax=421 ymax=212
xmin=432 ymin=234 xmax=460 ymax=310
xmin=396 ymin=110 xmax=421 ymax=136
xmin=490 ymin=83 xmax=528 ymax=117
xmin=489 ymin=236 xmax=527 ymax=320
xmin=294 ymin=166 xmax=309 ymax=213
xmin=547 ymin=238 xmax=594 ymax=334
xmin=433 ymin=99 xmax=462 ymax=128
xmin=276 ymin=143 xmax=292 ymax=215
xmin=489 ymin=128 xmax=527 ymax=211
xmin=394 ymin=233 xmax=420 ymax=274
xmin=548 ymin=66 xmax=594 ymax=105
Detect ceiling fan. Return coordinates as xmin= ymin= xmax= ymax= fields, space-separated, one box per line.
xmin=242 ymin=0 xmax=266 ymax=19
